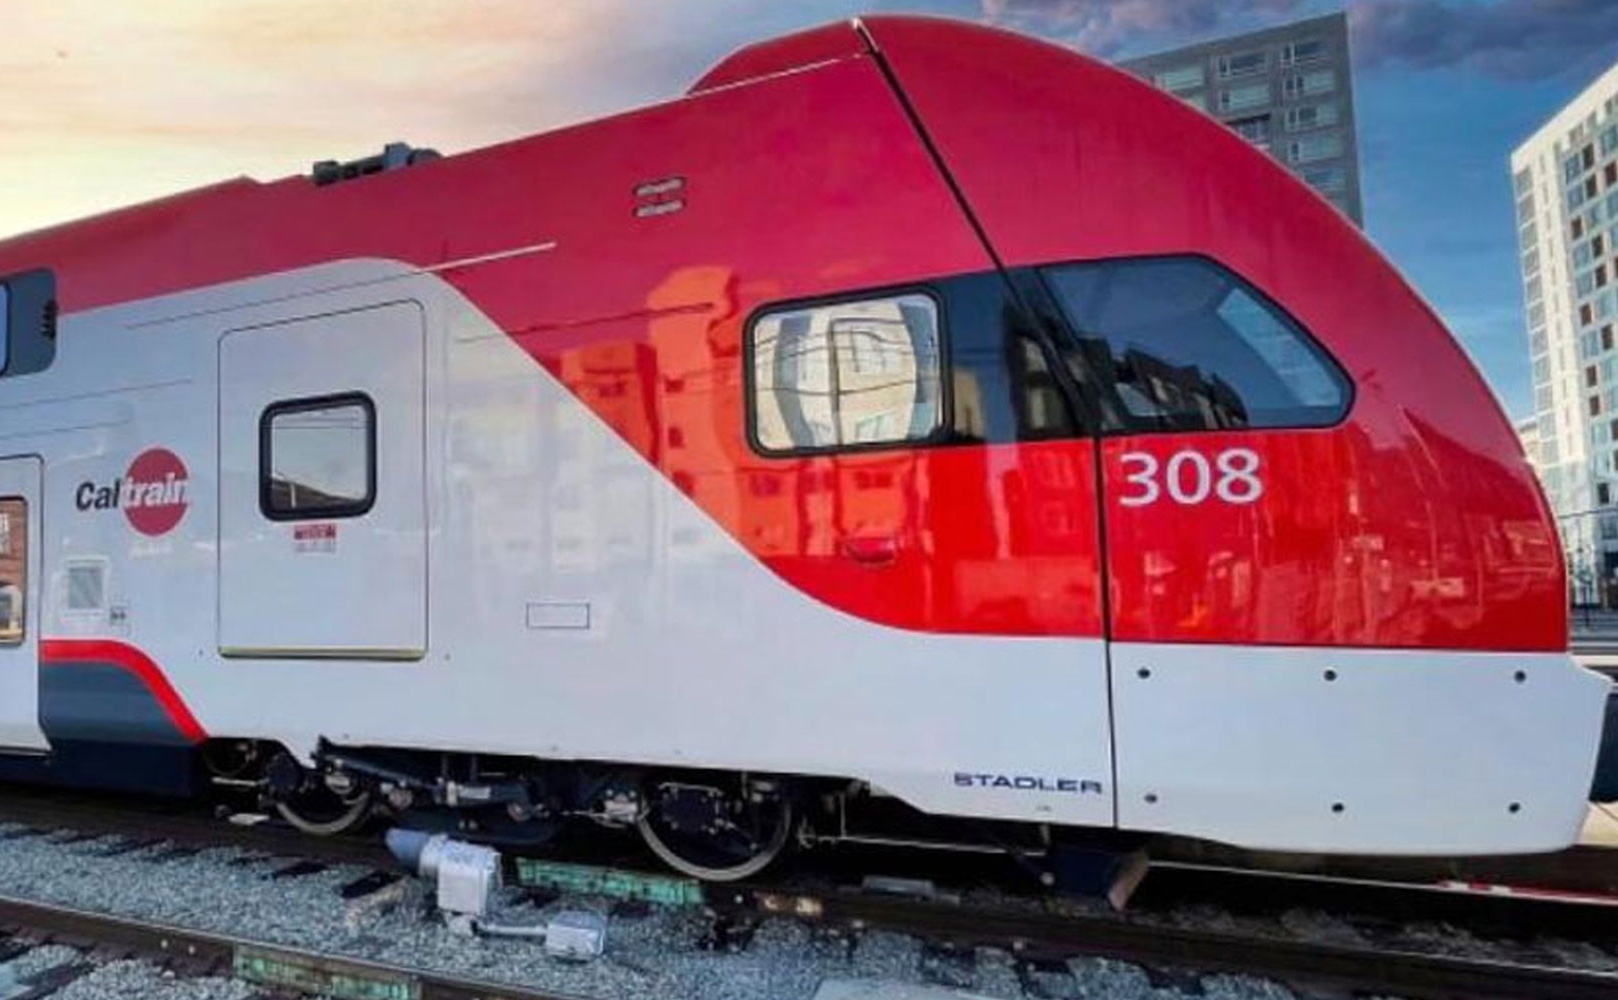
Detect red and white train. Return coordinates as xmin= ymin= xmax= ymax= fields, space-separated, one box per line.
xmin=0 ymin=15 xmax=1612 ymax=880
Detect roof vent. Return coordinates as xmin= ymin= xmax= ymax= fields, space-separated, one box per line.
xmin=312 ymin=141 xmax=441 ymax=187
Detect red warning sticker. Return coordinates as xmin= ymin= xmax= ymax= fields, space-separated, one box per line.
xmin=293 ymin=522 xmax=337 ymax=554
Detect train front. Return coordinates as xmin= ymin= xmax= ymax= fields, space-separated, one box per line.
xmin=859 ymin=16 xmax=1618 ymax=853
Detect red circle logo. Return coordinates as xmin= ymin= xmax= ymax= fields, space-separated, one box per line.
xmin=123 ymin=448 xmax=190 ymax=536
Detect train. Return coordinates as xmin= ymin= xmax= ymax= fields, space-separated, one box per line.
xmin=0 ymin=15 xmax=1613 ymax=882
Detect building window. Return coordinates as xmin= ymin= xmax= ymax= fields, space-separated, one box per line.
xmin=1287 ymin=132 xmax=1343 ymax=164
xmin=1605 ymin=125 xmax=1618 ymax=155
xmin=1571 ymin=185 xmax=1589 ymax=211
xmin=1219 ymin=82 xmax=1270 ymax=112
xmin=260 ymin=393 xmax=377 ymax=520
xmin=1568 ymin=154 xmax=1586 ymax=183
xmin=1589 ymin=176 xmax=1600 ymax=199
xmin=1605 ymin=482 xmax=1615 ymax=506
xmin=1041 ymin=255 xmax=1350 ymax=431
xmin=749 ymin=292 xmax=942 ymax=453
xmin=1279 ymin=39 xmax=1325 ymax=66
xmin=1593 ymin=396 xmax=1603 ymax=417
xmin=1585 ymin=144 xmax=1597 ymax=170
xmin=1574 ymin=217 xmax=1586 ymax=239
xmin=1284 ymin=103 xmax=1339 ymax=132
xmin=1282 ymin=70 xmax=1335 ymax=100
xmin=1583 ymin=302 xmax=1596 ymax=324
xmin=1515 ymin=168 xmax=1533 ymax=195
xmin=1589 ymin=365 xmax=1600 ymax=387
xmin=1600 ymin=264 xmax=1609 ymax=288
xmin=0 ymin=498 xmax=24 ymax=645
xmin=1604 ymin=325 xmax=1614 ymax=351
xmin=1153 ymin=64 xmax=1205 ymax=93
xmin=1229 ymin=115 xmax=1270 ymax=144
xmin=1217 ymin=51 xmax=1267 ymax=79
xmin=1301 ymin=164 xmax=1346 ymax=194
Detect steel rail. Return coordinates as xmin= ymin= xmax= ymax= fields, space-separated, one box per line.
xmin=0 ymin=892 xmax=585 ymax=1000
xmin=732 ymin=885 xmax=1618 ymax=1000
xmin=0 ymin=786 xmax=393 ymax=870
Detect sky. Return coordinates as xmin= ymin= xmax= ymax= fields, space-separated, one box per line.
xmin=4 ymin=1 xmax=1618 ymax=418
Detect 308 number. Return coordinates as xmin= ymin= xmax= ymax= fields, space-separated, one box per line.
xmin=1118 ymin=448 xmax=1263 ymax=507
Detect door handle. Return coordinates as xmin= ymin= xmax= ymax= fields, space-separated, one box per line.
xmin=842 ymin=535 xmax=899 ymax=566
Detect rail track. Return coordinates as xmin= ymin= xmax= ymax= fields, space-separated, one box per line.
xmin=0 ymin=893 xmax=583 ymax=1000
xmin=2 ymin=784 xmax=1618 ymax=999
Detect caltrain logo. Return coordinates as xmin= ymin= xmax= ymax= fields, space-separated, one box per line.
xmin=75 ymin=448 xmax=190 ymax=537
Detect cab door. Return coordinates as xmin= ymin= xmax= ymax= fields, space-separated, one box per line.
xmin=218 ymin=302 xmax=427 ymax=659
xmin=1035 ymin=255 xmax=1358 ymax=836
xmin=0 ymin=455 xmax=48 ymax=751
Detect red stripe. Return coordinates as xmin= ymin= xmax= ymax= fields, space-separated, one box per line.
xmin=40 ymin=639 xmax=207 ymax=744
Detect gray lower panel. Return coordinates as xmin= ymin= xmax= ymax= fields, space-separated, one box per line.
xmin=40 ymin=662 xmax=194 ymax=747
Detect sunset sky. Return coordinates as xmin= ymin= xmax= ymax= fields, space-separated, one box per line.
xmin=5 ymin=0 xmax=1618 ymax=416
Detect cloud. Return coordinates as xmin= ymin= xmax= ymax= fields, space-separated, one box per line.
xmin=1350 ymin=0 xmax=1618 ymax=80
xmin=978 ymin=0 xmax=1307 ymax=58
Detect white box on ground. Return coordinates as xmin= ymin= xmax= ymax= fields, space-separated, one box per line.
xmin=434 ymin=839 xmax=501 ymax=918
xmin=544 ymin=910 xmax=608 ymax=960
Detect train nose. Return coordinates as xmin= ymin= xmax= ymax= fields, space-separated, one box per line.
xmin=1592 ymin=684 xmax=1618 ymax=803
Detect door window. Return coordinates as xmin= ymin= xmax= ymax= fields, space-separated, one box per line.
xmin=260 ymin=394 xmax=376 ymax=520
xmin=0 ymin=498 xmax=25 ymax=644
xmin=1042 ymin=256 xmax=1350 ymax=432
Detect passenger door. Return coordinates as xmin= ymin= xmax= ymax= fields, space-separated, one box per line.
xmin=0 ymin=455 xmax=48 ymax=751
xmin=217 ymin=302 xmax=427 ymax=659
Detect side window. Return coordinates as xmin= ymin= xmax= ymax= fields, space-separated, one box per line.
xmin=260 ymin=394 xmax=376 ymax=520
xmin=0 ymin=283 xmax=9 ymax=374
xmin=750 ymin=293 xmax=943 ymax=453
xmin=0 ymin=498 xmax=25 ymax=645
xmin=0 ymin=269 xmax=56 ymax=378
xmin=1041 ymin=256 xmax=1350 ymax=431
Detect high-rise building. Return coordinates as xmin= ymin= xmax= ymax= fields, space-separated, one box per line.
xmin=1512 ymin=61 xmax=1618 ymax=590
xmin=1120 ymin=12 xmax=1363 ymax=225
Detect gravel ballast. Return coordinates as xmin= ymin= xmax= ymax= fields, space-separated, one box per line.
xmin=18 ymin=816 xmax=1614 ymax=1000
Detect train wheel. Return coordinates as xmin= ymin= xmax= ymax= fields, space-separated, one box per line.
xmin=265 ymin=752 xmax=372 ymax=836
xmin=274 ymin=786 xmax=372 ymax=836
xmin=637 ymin=776 xmax=792 ymax=882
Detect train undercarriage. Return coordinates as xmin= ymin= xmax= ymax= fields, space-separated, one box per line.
xmin=201 ymin=739 xmax=1067 ymax=883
